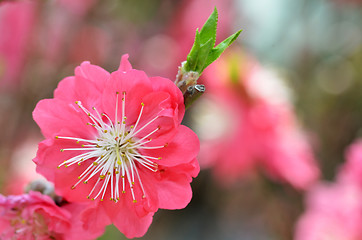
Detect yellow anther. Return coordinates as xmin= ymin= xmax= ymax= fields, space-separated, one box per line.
xmin=78 ymin=162 xmax=81 ymax=166
xmin=122 ymin=190 xmax=126 ymax=193
xmin=131 ymin=182 xmax=135 ymax=185
xmin=64 ymin=164 xmax=68 ymax=168
xmin=100 ymin=175 xmax=105 ymax=179
xmin=93 ymin=162 xmax=98 ymax=166
xmin=110 ymin=197 xmax=113 ymax=201
xmin=91 ymin=198 xmax=94 ymax=201
xmin=122 ymin=98 xmax=124 ymax=101
xmin=84 ymin=181 xmax=88 ymax=184
xmin=55 ymin=136 xmax=59 ymax=139
xmin=130 ymin=125 xmax=134 ymax=129
xmin=87 ymin=196 xmax=90 ymax=199
xmin=78 ymin=176 xmax=81 ymax=179
xmin=133 ymin=200 xmax=137 ymax=203
xmin=121 ymin=176 xmax=125 ymax=179
xmin=87 ymin=113 xmax=91 ymax=116
xmin=116 ymin=91 xmax=119 ymax=94
xmin=76 ymin=140 xmax=80 ymax=144
xmin=71 ymin=186 xmax=75 ymax=190
xmin=124 ymin=116 xmax=127 ymax=119
xmin=115 ymin=171 xmax=119 ymax=174
xmin=57 ymin=166 xmax=60 ymax=169
xmin=92 ymin=107 xmax=96 ymax=110
xmin=100 ymin=199 xmax=104 ymax=201
xmin=60 ymin=149 xmax=64 ymax=152
xmin=122 ymin=121 xmax=126 ymax=124
xmin=158 ymin=157 xmax=162 ymax=160
xmin=104 ymin=130 xmax=108 ymax=133
xmin=141 ymin=102 xmax=144 ymax=106
xmin=107 ymin=172 xmax=111 ymax=175
xmin=81 ymin=144 xmax=85 ymax=147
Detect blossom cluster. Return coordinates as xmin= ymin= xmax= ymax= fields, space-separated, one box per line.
xmin=295 ymin=140 xmax=362 ymax=240
xmin=2 ymin=0 xmax=361 ymax=240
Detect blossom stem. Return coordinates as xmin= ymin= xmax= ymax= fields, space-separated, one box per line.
xmin=184 ymin=84 xmax=205 ymax=110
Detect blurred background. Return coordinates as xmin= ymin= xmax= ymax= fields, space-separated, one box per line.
xmin=1 ymin=0 xmax=362 ymax=239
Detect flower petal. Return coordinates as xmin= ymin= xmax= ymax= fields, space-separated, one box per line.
xmin=118 ymin=54 xmax=133 ymax=72
xmin=75 ymin=61 xmax=110 ymax=91
xmin=143 ymin=125 xmax=200 ymax=167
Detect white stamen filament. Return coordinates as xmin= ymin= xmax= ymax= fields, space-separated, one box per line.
xmin=56 ymin=92 xmax=166 ymax=203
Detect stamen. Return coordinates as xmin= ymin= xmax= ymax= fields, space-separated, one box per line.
xmin=57 ymin=94 xmax=162 ymax=204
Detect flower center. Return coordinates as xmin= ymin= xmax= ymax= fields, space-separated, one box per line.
xmin=56 ymin=91 xmax=166 ymax=203
xmin=8 ymin=208 xmax=50 ymax=238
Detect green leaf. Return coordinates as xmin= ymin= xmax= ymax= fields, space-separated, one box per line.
xmin=199 ymin=7 xmax=218 ymax=46
xmin=204 ymin=29 xmax=242 ymax=69
xmin=194 ymin=38 xmax=214 ymax=73
xmin=182 ymin=7 xmax=242 ymax=75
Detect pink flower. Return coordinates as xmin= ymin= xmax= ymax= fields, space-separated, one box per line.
xmin=0 ymin=191 xmax=102 ymax=240
xmin=294 ymin=139 xmax=362 ymax=240
xmin=338 ymin=139 xmax=362 ymax=186
xmin=33 ymin=54 xmax=200 ymax=238
xmin=294 ymin=182 xmax=362 ymax=240
xmin=194 ymin=50 xmax=319 ymax=189
xmin=0 ymin=1 xmax=36 ymax=90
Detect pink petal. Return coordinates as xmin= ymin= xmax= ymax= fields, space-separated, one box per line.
xmin=33 ymin=98 xmax=96 ymax=139
xmin=143 ymin=125 xmax=200 ymax=167
xmin=118 ymin=54 xmax=133 ymax=72
xmin=99 ymin=195 xmax=154 ymax=238
xmin=150 ymin=76 xmax=185 ymax=123
xmin=54 ymin=75 xmax=104 ymax=112
xmin=101 ymin=69 xmax=153 ymax=124
xmin=74 ymin=61 xmax=110 ymax=91
xmin=152 ymin=165 xmax=194 ymax=209
xmin=80 ymin=204 xmax=111 ymax=237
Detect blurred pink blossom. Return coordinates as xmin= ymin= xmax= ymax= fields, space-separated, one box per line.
xmin=194 ymin=50 xmax=319 ymax=189
xmin=295 ymin=139 xmax=362 ymax=240
xmin=3 ymin=135 xmax=45 ymax=195
xmin=57 ymin=0 xmax=97 ymax=16
xmin=0 ymin=191 xmax=103 ymax=240
xmin=294 ymin=182 xmax=362 ymax=240
xmin=33 ymin=55 xmax=200 ymax=238
xmin=338 ymin=139 xmax=362 ymax=186
xmin=0 ymin=0 xmax=36 ymax=90
xmin=68 ymin=25 xmax=110 ymax=65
